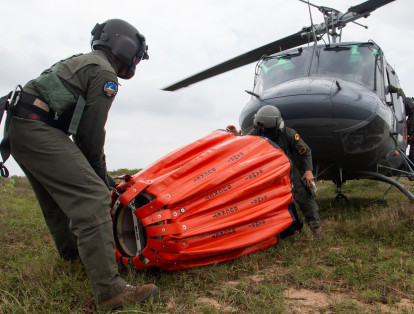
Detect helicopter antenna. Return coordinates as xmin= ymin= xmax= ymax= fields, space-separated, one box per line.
xmin=306 ymin=0 xmax=319 ymax=45
xmin=299 ymin=0 xmax=342 ymax=43
xmin=322 ymin=9 xmax=331 ymax=44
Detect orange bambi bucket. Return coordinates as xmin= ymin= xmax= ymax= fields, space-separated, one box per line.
xmin=110 ymin=130 xmax=298 ymax=270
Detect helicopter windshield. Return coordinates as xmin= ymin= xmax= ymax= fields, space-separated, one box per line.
xmin=253 ymin=44 xmax=382 ymax=94
xmin=253 ymin=48 xmax=310 ymax=94
xmin=312 ymin=44 xmax=381 ymax=90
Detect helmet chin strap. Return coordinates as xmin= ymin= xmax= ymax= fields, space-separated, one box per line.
xmin=118 ymin=63 xmax=136 ymax=79
xmin=254 ymin=121 xmax=284 ymax=137
xmin=112 ymin=55 xmax=136 ymax=80
xmin=255 ymin=124 xmax=279 ymax=137
xmin=263 ymin=127 xmax=279 ymax=137
xmin=255 ymin=122 xmax=265 ymax=135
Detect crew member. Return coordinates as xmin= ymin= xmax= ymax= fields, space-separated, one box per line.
xmin=388 ymin=85 xmax=414 ymax=163
xmin=1 ymin=19 xmax=157 ymax=310
xmin=227 ymin=105 xmax=321 ymax=235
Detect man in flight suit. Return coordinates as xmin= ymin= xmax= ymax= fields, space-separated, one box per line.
xmin=5 ymin=19 xmax=157 ymax=309
xmin=227 ymin=105 xmax=321 ymax=235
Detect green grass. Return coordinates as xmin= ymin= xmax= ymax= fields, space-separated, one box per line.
xmin=1 ymin=173 xmax=413 ymax=313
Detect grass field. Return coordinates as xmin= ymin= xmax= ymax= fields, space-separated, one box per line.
xmin=1 ymin=172 xmax=413 ymax=313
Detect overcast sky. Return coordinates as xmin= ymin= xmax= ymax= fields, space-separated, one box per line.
xmin=1 ymin=0 xmax=413 ymax=177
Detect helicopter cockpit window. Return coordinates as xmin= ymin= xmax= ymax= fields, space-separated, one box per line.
xmin=253 ymin=49 xmax=310 ymax=94
xmin=312 ymin=44 xmax=382 ymax=91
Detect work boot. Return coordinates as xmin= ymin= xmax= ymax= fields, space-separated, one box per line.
xmin=97 ymin=284 xmax=158 ymax=310
xmin=311 ymin=226 xmax=321 ymax=237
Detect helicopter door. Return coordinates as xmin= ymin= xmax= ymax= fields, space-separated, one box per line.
xmin=386 ymin=65 xmax=405 ymax=121
xmin=386 ymin=65 xmax=406 ymax=147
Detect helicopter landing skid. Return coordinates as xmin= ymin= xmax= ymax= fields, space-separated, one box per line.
xmin=355 ymin=171 xmax=414 ymax=202
xmin=334 ymin=192 xmax=350 ymax=204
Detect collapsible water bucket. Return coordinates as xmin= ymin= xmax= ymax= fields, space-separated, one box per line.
xmin=111 ymin=130 xmax=297 ymax=270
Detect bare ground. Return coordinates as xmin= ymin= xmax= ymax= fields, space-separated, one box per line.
xmin=193 ymin=268 xmax=414 ymax=313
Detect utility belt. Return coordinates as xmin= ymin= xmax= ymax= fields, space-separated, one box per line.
xmin=14 ymin=92 xmax=55 ymax=124
xmin=12 ymin=92 xmax=69 ymax=133
xmin=0 ymin=84 xmax=85 ymax=177
xmin=0 ymin=88 xmax=68 ymax=177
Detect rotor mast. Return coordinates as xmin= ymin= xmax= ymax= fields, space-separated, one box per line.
xmin=163 ymin=0 xmax=395 ymax=91
xmin=299 ymin=0 xmax=388 ymax=44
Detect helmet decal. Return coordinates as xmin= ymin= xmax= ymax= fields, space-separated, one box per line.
xmin=103 ymin=81 xmax=118 ymax=98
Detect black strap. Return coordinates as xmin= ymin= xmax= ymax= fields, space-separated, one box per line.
xmin=0 ymin=91 xmax=12 ymax=126
xmin=0 ymin=90 xmax=54 ymax=178
xmin=14 ymin=93 xmax=56 ymax=124
xmin=0 ymin=140 xmax=10 ymax=178
xmin=0 ymin=89 xmax=75 ymax=178
xmin=0 ymin=91 xmax=13 ymax=178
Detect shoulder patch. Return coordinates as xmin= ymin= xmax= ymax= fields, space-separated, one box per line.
xmin=298 ymin=147 xmax=307 ymax=154
xmin=103 ymin=81 xmax=118 ymax=98
xmin=294 ymin=133 xmax=300 ymax=141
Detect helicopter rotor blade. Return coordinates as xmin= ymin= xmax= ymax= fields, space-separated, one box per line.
xmin=163 ymin=0 xmax=396 ymax=92
xmin=162 ymin=29 xmax=313 ymax=91
xmin=348 ymin=0 xmax=395 ymax=16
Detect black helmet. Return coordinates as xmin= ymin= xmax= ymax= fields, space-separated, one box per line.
xmin=91 ymin=19 xmax=149 ymax=79
xmin=253 ymin=105 xmax=284 ymax=133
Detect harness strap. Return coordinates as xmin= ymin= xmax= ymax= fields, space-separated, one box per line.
xmin=0 ymin=91 xmax=13 ymax=177
xmin=0 ymin=92 xmax=11 ymax=124
xmin=68 ymin=95 xmax=85 ymax=135
xmin=50 ymin=62 xmax=86 ymax=135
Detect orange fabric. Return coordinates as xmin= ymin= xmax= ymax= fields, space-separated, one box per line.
xmin=112 ymin=130 xmax=294 ymax=270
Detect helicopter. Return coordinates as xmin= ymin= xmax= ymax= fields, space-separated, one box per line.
xmin=163 ymin=0 xmax=414 ymax=202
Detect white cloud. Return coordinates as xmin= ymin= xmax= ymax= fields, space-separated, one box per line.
xmin=1 ymin=0 xmax=413 ymax=176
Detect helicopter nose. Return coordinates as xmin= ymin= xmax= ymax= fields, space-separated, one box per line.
xmin=330 ymin=80 xmax=380 ymax=132
xmin=262 ymin=77 xmax=380 ymax=134
xmin=241 ymin=77 xmax=383 ymax=136
xmin=240 ymin=77 xmax=389 ymax=169
xmin=240 ymin=77 xmax=333 ymax=134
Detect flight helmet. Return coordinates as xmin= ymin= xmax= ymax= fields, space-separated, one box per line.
xmin=91 ymin=19 xmax=149 ymax=79
xmin=253 ymin=105 xmax=285 ymax=134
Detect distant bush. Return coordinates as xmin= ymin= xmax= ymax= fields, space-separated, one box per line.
xmin=0 ymin=175 xmax=20 ymax=192
xmin=108 ymin=168 xmax=141 ymax=177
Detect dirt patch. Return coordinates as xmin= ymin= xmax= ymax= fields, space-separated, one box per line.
xmin=196 ymin=297 xmax=236 ymax=313
xmin=217 ymin=269 xmax=414 ymax=313
xmin=227 ymin=274 xmax=266 ymax=287
xmin=284 ymin=288 xmax=353 ymax=312
xmin=284 ymin=288 xmax=414 ymax=313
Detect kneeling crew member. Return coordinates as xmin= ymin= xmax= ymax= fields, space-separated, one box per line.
xmin=249 ymin=105 xmax=321 ymax=234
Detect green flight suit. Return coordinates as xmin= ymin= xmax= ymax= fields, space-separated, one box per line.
xmin=8 ymin=49 xmax=126 ymax=303
xmin=404 ymin=98 xmax=414 ymax=161
xmin=265 ymin=127 xmax=321 ymax=228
